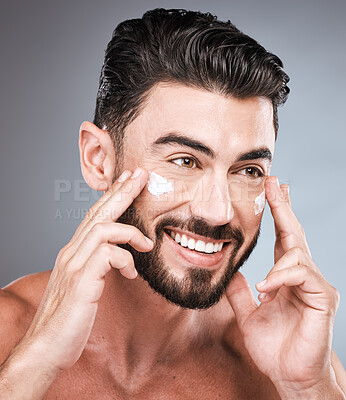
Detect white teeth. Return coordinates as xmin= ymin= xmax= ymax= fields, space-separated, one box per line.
xmin=167 ymin=230 xmax=225 ymax=254
xmin=187 ymin=238 xmax=195 ymax=250
xmin=180 ymin=234 xmax=188 ymax=247
xmin=195 ymin=240 xmax=206 ymax=252
xmin=205 ymin=242 xmax=214 ymax=253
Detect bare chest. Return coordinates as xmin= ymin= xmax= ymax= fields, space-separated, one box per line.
xmin=43 ymin=349 xmax=280 ymax=400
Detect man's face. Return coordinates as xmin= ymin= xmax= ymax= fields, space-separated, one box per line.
xmin=117 ymin=83 xmax=275 ymax=309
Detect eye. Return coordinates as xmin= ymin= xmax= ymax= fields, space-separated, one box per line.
xmin=238 ymin=167 xmax=264 ymax=178
xmin=171 ymin=157 xmax=197 ymax=169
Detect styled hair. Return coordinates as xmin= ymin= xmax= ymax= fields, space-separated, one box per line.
xmin=93 ymin=8 xmax=290 ymax=155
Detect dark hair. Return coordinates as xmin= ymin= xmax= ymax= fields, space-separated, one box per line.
xmin=93 ymin=8 xmax=290 ymax=155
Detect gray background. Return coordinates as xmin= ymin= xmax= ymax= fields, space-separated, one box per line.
xmin=1 ymin=0 xmax=345 ymax=364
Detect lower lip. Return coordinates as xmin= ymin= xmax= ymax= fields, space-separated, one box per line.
xmin=163 ymin=231 xmax=228 ymax=269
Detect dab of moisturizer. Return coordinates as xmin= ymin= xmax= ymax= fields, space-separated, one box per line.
xmin=254 ymin=190 xmax=266 ymax=215
xmin=147 ymin=171 xmax=174 ymax=197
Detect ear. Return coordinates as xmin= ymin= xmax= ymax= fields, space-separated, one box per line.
xmin=78 ymin=121 xmax=116 ymax=191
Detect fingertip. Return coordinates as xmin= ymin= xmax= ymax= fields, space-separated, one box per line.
xmin=117 ymin=170 xmax=132 ymax=183
xmin=280 ymin=183 xmax=290 ymax=195
xmin=145 ymin=236 xmax=154 ymax=247
xmin=131 ymin=269 xmax=138 ymax=279
xmin=280 ymin=183 xmax=289 ymax=191
xmin=129 ymin=167 xmax=150 ymax=191
xmin=256 ymin=279 xmax=267 ymax=291
xmin=258 ymin=292 xmax=267 ymax=302
xmin=258 ymin=290 xmax=278 ymax=303
xmin=130 ymin=166 xmax=149 ymax=180
xmin=266 ymin=175 xmax=280 ymax=188
xmin=265 ymin=176 xmax=286 ymax=205
xmin=121 ymin=266 xmax=138 ymax=280
xmin=264 ymin=176 xmax=279 ymax=194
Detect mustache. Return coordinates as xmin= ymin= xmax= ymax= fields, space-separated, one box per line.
xmin=155 ymin=216 xmax=245 ymax=246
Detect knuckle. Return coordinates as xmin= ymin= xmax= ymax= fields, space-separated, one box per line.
xmin=297 ymin=222 xmax=305 ymax=235
xmin=84 ymin=207 xmax=95 ymax=221
xmin=331 ymin=286 xmax=340 ymax=307
xmin=297 ymin=225 xmax=303 ymax=235
xmin=289 ymin=246 xmax=304 ymax=259
xmin=68 ymin=270 xmax=83 ymax=292
xmin=56 ymin=245 xmax=70 ymax=266
xmin=56 ymin=248 xmax=65 ymax=262
xmin=94 ymin=208 xmax=107 ymax=219
xmin=298 ymin=263 xmax=310 ymax=276
xmin=99 ymin=242 xmax=112 ymax=258
xmin=289 ymin=246 xmax=312 ymax=266
xmin=90 ymin=222 xmax=105 ymax=237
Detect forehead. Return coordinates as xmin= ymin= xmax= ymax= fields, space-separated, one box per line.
xmin=124 ymin=82 xmax=275 ymax=156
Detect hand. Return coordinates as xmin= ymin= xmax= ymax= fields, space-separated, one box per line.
xmin=226 ymin=176 xmax=341 ymax=398
xmin=18 ymin=167 xmax=153 ymax=374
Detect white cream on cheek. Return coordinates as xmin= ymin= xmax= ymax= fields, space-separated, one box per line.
xmin=254 ymin=190 xmax=266 ymax=215
xmin=147 ymin=171 xmax=174 ymax=197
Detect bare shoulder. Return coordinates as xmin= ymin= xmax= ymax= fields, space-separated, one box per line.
xmin=0 ymin=270 xmax=52 ymax=364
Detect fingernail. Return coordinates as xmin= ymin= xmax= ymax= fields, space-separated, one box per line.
xmin=130 ymin=268 xmax=138 ymax=279
xmin=145 ymin=237 xmax=154 ymax=246
xmin=118 ymin=170 xmax=131 ymax=183
xmin=131 ymin=167 xmax=142 ymax=179
xmin=275 ymin=177 xmax=280 ymax=188
xmin=258 ymin=293 xmax=267 ymax=301
xmin=256 ymin=279 xmax=267 ymax=288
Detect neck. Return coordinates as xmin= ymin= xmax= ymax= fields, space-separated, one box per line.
xmin=88 ymin=269 xmax=233 ymax=374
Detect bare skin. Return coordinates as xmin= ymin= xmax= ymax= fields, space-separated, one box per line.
xmin=0 ymin=270 xmax=280 ymax=399
xmin=0 ymin=84 xmax=345 ymax=399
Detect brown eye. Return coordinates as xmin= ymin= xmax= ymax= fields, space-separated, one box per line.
xmin=246 ymin=167 xmax=257 ymax=177
xmin=172 ymin=157 xmax=196 ymax=169
xmin=239 ymin=167 xmax=263 ymax=178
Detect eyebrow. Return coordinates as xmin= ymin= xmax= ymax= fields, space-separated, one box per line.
xmin=152 ymin=133 xmax=215 ymax=158
xmin=151 ymin=132 xmax=272 ymax=163
xmin=236 ymin=148 xmax=272 ymax=163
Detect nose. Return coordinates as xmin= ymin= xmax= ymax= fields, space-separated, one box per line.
xmin=189 ymin=173 xmax=234 ymax=226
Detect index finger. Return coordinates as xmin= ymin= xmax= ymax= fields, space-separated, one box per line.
xmin=63 ymin=168 xmax=150 ymax=256
xmin=265 ymin=176 xmax=309 ymax=253
xmin=71 ymin=169 xmax=132 ymax=240
xmin=73 ymin=168 xmax=148 ymax=243
xmin=93 ymin=167 xmax=149 ymax=223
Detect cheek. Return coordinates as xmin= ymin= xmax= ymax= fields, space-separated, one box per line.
xmin=229 ymin=178 xmax=266 ymax=217
xmin=232 ymin=195 xmax=263 ymax=240
xmin=229 ymin=182 xmax=265 ymax=239
xmin=138 ymin=167 xmax=203 ymax=210
xmin=135 ymin=176 xmax=199 ymax=220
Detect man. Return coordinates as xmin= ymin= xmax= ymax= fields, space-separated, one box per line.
xmin=0 ymin=7 xmax=345 ymax=399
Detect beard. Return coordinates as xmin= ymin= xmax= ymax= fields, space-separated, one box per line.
xmin=117 ymin=203 xmax=260 ymax=310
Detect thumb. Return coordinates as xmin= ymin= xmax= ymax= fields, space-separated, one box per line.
xmin=226 ymin=271 xmax=258 ymax=331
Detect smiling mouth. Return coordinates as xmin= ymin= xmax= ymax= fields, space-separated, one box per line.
xmin=164 ymin=228 xmax=228 ymax=255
